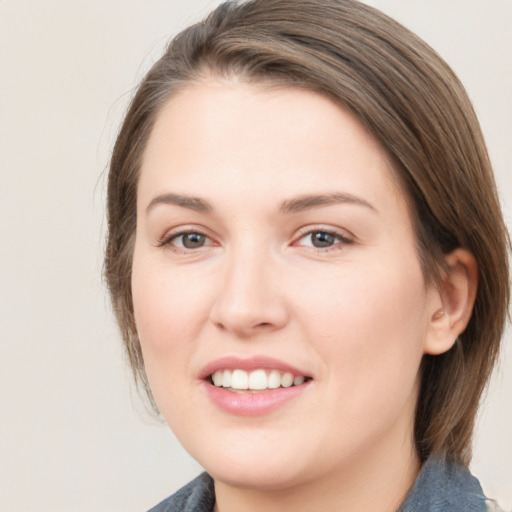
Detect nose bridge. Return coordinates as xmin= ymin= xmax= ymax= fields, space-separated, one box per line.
xmin=210 ymin=238 xmax=288 ymax=336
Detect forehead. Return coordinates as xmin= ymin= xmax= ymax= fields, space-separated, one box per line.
xmin=138 ymin=80 xmax=405 ymax=213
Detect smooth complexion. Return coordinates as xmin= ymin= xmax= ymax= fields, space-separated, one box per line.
xmin=132 ymin=81 xmax=476 ymax=512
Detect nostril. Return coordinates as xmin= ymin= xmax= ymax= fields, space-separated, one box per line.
xmin=209 ymin=288 xmax=290 ymax=336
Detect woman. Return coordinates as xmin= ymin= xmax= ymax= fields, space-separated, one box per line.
xmin=104 ymin=0 xmax=510 ymax=510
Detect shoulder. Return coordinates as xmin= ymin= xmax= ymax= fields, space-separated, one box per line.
xmin=147 ymin=473 xmax=215 ymax=512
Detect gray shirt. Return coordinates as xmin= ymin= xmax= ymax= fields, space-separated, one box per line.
xmin=147 ymin=455 xmax=497 ymax=512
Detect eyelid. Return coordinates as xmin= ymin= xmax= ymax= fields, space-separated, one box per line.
xmin=294 ymin=224 xmax=354 ymax=240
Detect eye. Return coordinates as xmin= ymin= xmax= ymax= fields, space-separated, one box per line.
xmin=295 ymin=229 xmax=351 ymax=250
xmin=165 ymin=231 xmax=212 ymax=250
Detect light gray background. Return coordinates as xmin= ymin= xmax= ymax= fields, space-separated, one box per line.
xmin=0 ymin=1 xmax=510 ymax=511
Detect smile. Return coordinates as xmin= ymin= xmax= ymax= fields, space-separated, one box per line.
xmin=200 ymin=356 xmax=312 ymax=415
xmin=210 ymin=369 xmax=307 ymax=391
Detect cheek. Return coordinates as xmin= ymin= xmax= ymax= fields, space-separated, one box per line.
xmin=131 ymin=258 xmax=211 ymax=422
xmin=132 ymin=256 xmax=207 ymax=345
xmin=297 ymin=265 xmax=428 ymax=458
xmin=295 ymin=257 xmax=428 ymax=392
xmin=131 ymin=253 xmax=212 ymax=400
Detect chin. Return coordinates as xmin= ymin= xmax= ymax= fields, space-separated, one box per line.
xmin=185 ymin=429 xmax=314 ymax=491
xmin=207 ymin=460 xmax=307 ymax=491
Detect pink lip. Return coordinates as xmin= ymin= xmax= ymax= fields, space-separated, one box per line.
xmin=199 ymin=355 xmax=310 ymax=380
xmin=202 ymin=382 xmax=309 ymax=416
xmin=199 ymin=355 xmax=312 ymax=416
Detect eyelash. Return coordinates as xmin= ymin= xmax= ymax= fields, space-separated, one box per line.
xmin=158 ymin=227 xmax=353 ymax=253
xmin=157 ymin=229 xmax=217 ymax=253
xmin=293 ymin=227 xmax=353 ymax=252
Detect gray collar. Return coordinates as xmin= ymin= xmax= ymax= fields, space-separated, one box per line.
xmin=148 ymin=455 xmax=490 ymax=512
xmin=399 ymin=455 xmax=488 ymax=511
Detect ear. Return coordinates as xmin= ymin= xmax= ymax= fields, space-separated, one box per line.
xmin=423 ymin=248 xmax=478 ymax=356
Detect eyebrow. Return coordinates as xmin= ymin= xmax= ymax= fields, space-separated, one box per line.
xmin=280 ymin=193 xmax=377 ymax=214
xmin=146 ymin=193 xmax=213 ymax=214
xmin=145 ymin=191 xmax=377 ymax=215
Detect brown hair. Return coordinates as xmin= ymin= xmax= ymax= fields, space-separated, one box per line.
xmin=104 ymin=0 xmax=510 ymax=465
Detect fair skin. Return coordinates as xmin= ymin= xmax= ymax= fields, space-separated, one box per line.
xmin=132 ymin=80 xmax=476 ymax=512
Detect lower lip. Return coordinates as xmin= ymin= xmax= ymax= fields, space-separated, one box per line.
xmin=201 ymin=381 xmax=310 ymax=416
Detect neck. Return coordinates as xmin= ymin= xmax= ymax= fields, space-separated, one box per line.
xmin=213 ymin=438 xmax=420 ymax=512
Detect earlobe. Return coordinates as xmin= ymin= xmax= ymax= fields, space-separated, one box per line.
xmin=423 ymin=249 xmax=478 ymax=356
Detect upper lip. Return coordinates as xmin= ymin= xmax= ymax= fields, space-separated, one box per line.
xmin=199 ymin=355 xmax=311 ymax=380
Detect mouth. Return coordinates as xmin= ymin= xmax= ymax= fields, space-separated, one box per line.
xmin=209 ymin=368 xmax=311 ymax=392
xmin=200 ymin=356 xmax=312 ymax=415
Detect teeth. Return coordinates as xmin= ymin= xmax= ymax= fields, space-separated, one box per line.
xmin=211 ymin=369 xmax=308 ymax=391
xmin=222 ymin=369 xmax=232 ymax=388
xmin=212 ymin=371 xmax=223 ymax=387
xmin=293 ymin=376 xmax=305 ymax=386
xmin=281 ymin=372 xmax=294 ymax=388
xmin=231 ymin=369 xmax=249 ymax=390
xmin=248 ymin=369 xmax=267 ymax=390
xmin=268 ymin=370 xmax=281 ymax=389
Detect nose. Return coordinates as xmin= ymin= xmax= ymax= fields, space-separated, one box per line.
xmin=209 ymin=248 xmax=289 ymax=338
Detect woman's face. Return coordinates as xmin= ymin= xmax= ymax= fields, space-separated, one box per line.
xmin=132 ymin=82 xmax=440 ymax=489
